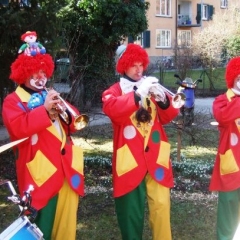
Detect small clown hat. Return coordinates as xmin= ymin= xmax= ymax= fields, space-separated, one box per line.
xmin=9 ymin=31 xmax=54 ymax=84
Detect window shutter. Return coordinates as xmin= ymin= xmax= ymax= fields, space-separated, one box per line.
xmin=197 ymin=4 xmax=201 ymax=15
xmin=208 ymin=5 xmax=214 ymax=20
xmin=143 ymin=31 xmax=150 ymax=48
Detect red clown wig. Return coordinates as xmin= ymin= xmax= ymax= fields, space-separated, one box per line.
xmin=10 ymin=53 xmax=54 ymax=84
xmin=225 ymin=56 xmax=240 ymax=88
xmin=116 ymin=43 xmax=149 ymax=75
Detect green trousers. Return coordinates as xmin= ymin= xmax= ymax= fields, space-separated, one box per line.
xmin=115 ymin=174 xmax=171 ymax=240
xmin=217 ymin=189 xmax=240 ymax=240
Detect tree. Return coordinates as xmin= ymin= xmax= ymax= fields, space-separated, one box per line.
xmin=56 ymin=0 xmax=149 ymax=109
xmin=192 ymin=4 xmax=240 ymax=90
xmin=0 ymin=0 xmax=68 ymax=107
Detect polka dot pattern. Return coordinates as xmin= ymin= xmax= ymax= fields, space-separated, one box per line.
xmin=152 ymin=130 xmax=160 ymax=143
xmin=155 ymin=167 xmax=164 ymax=181
xmin=31 ymin=134 xmax=38 ymax=145
xmin=230 ymin=132 xmax=238 ymax=146
xmin=71 ymin=174 xmax=81 ymax=189
xmin=123 ymin=125 xmax=136 ymax=139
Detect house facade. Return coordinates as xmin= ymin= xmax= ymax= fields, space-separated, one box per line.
xmin=134 ymin=0 xmax=239 ymax=63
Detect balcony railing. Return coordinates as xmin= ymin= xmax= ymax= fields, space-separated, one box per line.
xmin=177 ymin=15 xmax=201 ymax=27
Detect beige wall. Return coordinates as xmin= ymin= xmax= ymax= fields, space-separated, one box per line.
xmin=144 ymin=0 xmax=239 ymax=62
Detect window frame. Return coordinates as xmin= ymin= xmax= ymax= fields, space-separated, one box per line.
xmin=156 ymin=29 xmax=171 ymax=48
xmin=156 ymin=0 xmax=172 ymax=17
xmin=178 ymin=30 xmax=192 ymax=47
xmin=220 ymin=0 xmax=228 ymax=9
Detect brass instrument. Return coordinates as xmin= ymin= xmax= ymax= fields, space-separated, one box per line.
xmin=149 ymin=84 xmax=186 ymax=109
xmin=43 ymin=87 xmax=89 ymax=130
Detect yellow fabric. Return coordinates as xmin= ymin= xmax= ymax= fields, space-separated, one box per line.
xmin=145 ymin=173 xmax=172 ymax=240
xmin=156 ymin=141 xmax=170 ymax=169
xmin=116 ymin=143 xmax=138 ymax=176
xmin=220 ymin=149 xmax=239 ymax=175
xmin=130 ymin=97 xmax=156 ymax=148
xmin=47 ymin=122 xmax=64 ymax=142
xmin=26 ymin=150 xmax=57 ymax=187
xmin=15 ymin=86 xmax=31 ymax=102
xmin=52 ymin=179 xmax=79 ymax=240
xmin=226 ymin=89 xmax=235 ymax=102
xmin=71 ymin=145 xmax=84 ymax=174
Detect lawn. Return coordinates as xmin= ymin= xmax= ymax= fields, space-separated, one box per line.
xmin=0 ymin=67 xmax=224 ymax=239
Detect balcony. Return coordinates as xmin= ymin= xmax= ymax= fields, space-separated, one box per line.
xmin=177 ymin=15 xmax=201 ymax=28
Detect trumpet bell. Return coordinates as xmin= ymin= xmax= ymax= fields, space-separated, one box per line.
xmin=172 ymin=93 xmax=186 ymax=109
xmin=74 ymin=114 xmax=89 ymax=130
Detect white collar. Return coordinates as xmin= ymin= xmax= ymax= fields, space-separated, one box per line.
xmin=119 ymin=76 xmax=145 ymax=94
xmin=231 ymin=88 xmax=240 ymax=96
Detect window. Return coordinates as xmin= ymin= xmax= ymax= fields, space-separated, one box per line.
xmin=202 ymin=4 xmax=208 ymax=20
xmin=178 ymin=30 xmax=191 ymax=47
xmin=221 ymin=0 xmax=228 ymax=8
xmin=156 ymin=29 xmax=171 ymax=48
xmin=197 ymin=4 xmax=214 ymax=21
xmin=156 ymin=0 xmax=171 ymax=17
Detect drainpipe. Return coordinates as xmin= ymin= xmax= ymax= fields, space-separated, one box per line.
xmin=201 ymin=0 xmax=203 ymax=30
xmin=175 ymin=0 xmax=178 ymax=45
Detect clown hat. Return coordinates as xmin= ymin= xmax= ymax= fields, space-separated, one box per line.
xmin=9 ymin=32 xmax=54 ymax=84
xmin=20 ymin=31 xmax=37 ymax=41
xmin=116 ymin=43 xmax=149 ymax=75
xmin=225 ymin=57 xmax=240 ymax=88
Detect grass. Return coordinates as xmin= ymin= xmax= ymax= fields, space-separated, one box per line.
xmin=0 ymin=122 xmax=218 ymax=239
xmin=152 ymin=67 xmax=226 ymax=93
xmin=0 ymin=69 xmax=223 ymax=239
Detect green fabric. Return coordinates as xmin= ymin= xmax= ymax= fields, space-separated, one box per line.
xmin=115 ymin=179 xmax=146 ymax=240
xmin=217 ymin=190 xmax=240 ymax=240
xmin=34 ymin=195 xmax=58 ymax=240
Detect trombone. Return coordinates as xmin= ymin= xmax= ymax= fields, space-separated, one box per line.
xmin=149 ymin=84 xmax=186 ymax=109
xmin=43 ymin=87 xmax=89 ymax=130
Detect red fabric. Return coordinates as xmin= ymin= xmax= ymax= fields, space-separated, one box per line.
xmin=102 ymin=82 xmax=179 ymax=197
xmin=210 ymin=90 xmax=240 ymax=191
xmin=2 ymin=87 xmax=84 ymax=210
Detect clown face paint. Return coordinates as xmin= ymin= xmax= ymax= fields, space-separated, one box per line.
xmin=28 ymin=70 xmax=47 ymax=90
xmin=232 ymin=75 xmax=240 ymax=95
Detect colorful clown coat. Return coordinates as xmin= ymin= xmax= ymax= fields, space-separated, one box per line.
xmin=210 ymin=89 xmax=240 ymax=191
xmin=2 ymin=86 xmax=84 ymax=210
xmin=102 ymin=79 xmax=179 ymax=197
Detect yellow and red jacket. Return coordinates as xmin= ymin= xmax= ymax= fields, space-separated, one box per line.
xmin=210 ymin=89 xmax=240 ymax=191
xmin=102 ymin=82 xmax=179 ymax=197
xmin=2 ymin=86 xmax=84 ymax=210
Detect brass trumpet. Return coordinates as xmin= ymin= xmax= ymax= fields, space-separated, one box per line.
xmin=149 ymin=84 xmax=186 ymax=109
xmin=43 ymin=87 xmax=89 ymax=130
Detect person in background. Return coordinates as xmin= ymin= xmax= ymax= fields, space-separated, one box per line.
xmin=210 ymin=56 xmax=240 ymax=240
xmin=2 ymin=31 xmax=85 ymax=240
xmin=102 ymin=43 xmax=179 ymax=240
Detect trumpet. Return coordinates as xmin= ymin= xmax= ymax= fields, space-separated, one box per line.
xmin=43 ymin=87 xmax=89 ymax=130
xmin=149 ymin=84 xmax=186 ymax=109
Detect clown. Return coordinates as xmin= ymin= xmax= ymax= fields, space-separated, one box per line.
xmin=102 ymin=43 xmax=179 ymax=240
xmin=210 ymin=56 xmax=240 ymax=240
xmin=2 ymin=32 xmax=84 ymax=240
xmin=18 ymin=31 xmax=46 ymax=56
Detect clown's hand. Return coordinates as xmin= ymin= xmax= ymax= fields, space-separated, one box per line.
xmin=136 ymin=77 xmax=159 ymax=98
xmin=149 ymin=84 xmax=166 ymax=102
